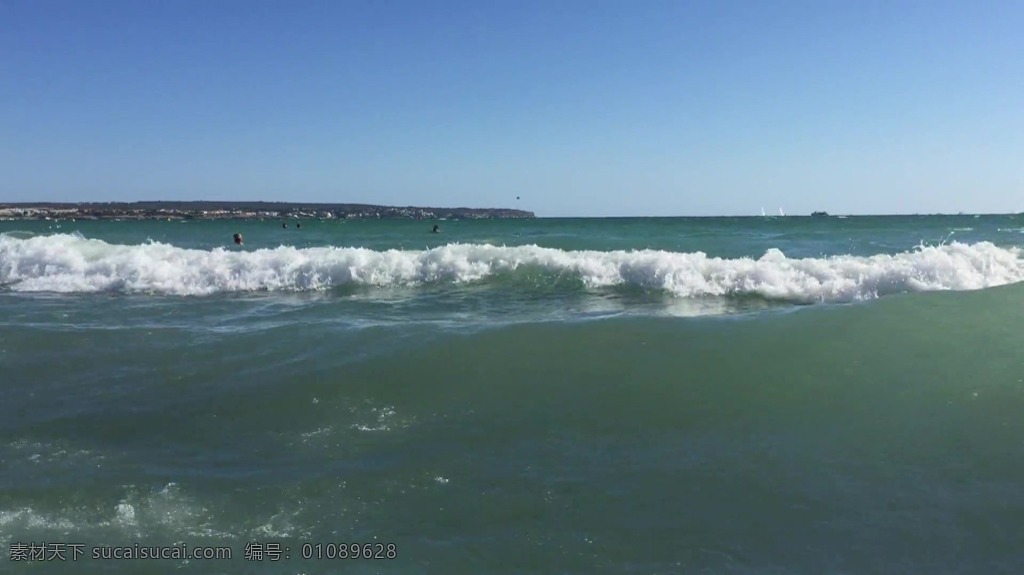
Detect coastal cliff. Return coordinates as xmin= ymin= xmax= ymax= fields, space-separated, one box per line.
xmin=0 ymin=201 xmax=536 ymax=221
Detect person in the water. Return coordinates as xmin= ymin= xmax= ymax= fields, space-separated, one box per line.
xmin=282 ymin=222 xmax=288 ymax=229
xmin=233 ymin=233 xmax=243 ymax=245
xmin=432 ymin=224 xmax=440 ymax=233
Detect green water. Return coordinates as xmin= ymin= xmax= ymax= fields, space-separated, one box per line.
xmin=1 ymin=216 xmax=1023 ymax=573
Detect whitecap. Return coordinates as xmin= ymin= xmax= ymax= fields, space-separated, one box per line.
xmin=1 ymin=234 xmax=1022 ymax=303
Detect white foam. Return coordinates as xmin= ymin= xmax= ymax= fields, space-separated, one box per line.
xmin=103 ymin=483 xmax=214 ymax=538
xmin=352 ymin=406 xmax=399 ymax=432
xmin=0 ymin=508 xmax=78 ymax=531
xmin=7 ymin=438 xmax=104 ymax=466
xmin=2 ymin=234 xmax=1023 ymax=302
xmin=0 ymin=483 xmax=233 ymax=545
xmin=114 ymin=502 xmax=137 ymax=527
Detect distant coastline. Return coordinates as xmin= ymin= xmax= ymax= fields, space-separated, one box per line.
xmin=0 ymin=201 xmax=535 ymax=221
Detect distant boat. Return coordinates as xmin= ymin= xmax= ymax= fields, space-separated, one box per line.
xmin=778 ymin=208 xmax=785 ymax=217
xmin=811 ymin=211 xmax=829 ymax=217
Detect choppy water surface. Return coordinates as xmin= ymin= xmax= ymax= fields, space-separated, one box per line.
xmin=2 ymin=215 xmax=1024 ymax=574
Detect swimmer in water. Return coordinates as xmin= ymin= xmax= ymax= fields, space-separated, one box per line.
xmin=282 ymin=223 xmax=288 ymax=229
xmin=233 ymin=233 xmax=243 ymax=245
xmin=432 ymin=224 xmax=440 ymax=233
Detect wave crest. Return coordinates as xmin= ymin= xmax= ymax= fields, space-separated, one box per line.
xmin=1 ymin=234 xmax=1022 ymax=301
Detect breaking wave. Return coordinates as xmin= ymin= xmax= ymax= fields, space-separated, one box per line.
xmin=1 ymin=233 xmax=1023 ymax=302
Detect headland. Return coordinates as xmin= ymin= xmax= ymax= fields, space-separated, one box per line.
xmin=0 ymin=201 xmax=535 ymax=221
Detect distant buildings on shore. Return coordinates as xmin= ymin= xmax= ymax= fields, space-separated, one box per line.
xmin=0 ymin=201 xmax=535 ymax=222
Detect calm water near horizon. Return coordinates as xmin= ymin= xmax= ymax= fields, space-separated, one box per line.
xmin=2 ymin=214 xmax=1024 ymax=574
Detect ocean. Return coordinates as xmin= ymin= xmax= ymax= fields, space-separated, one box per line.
xmin=2 ymin=214 xmax=1023 ymax=574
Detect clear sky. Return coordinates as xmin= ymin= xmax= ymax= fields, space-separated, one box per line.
xmin=2 ymin=0 xmax=1022 ymax=216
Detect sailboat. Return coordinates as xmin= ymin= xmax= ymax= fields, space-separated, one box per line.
xmin=778 ymin=208 xmax=785 ymax=217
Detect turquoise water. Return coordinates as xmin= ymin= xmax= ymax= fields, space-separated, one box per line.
xmin=2 ymin=215 xmax=1024 ymax=574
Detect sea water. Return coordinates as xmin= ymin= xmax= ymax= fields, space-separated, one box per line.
xmin=2 ymin=215 xmax=1023 ymax=574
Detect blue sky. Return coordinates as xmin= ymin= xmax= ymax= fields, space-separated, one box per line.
xmin=2 ymin=0 xmax=1021 ymax=216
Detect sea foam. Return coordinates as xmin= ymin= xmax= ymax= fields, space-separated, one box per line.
xmin=1 ymin=234 xmax=1022 ymax=302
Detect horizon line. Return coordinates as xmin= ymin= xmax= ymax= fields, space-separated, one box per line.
xmin=1 ymin=200 xmax=1020 ymax=219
